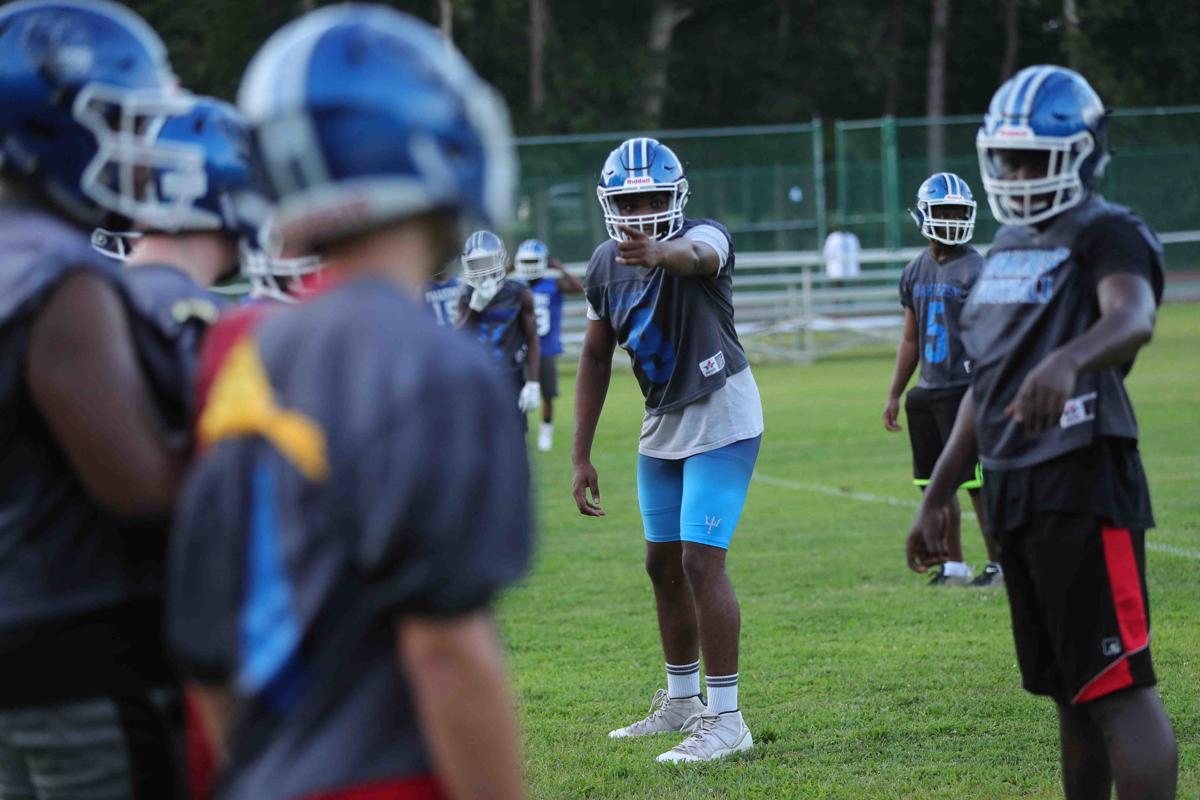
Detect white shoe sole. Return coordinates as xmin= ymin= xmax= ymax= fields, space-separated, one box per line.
xmin=655 ymin=730 xmax=753 ymax=763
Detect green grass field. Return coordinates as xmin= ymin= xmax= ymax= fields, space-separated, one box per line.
xmin=500 ymin=303 xmax=1199 ymax=799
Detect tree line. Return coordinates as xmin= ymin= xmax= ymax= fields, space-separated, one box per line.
xmin=131 ymin=0 xmax=1199 ymax=134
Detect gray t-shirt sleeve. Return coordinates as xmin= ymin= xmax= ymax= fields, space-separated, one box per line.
xmin=684 ymin=224 xmax=731 ymax=272
xmin=898 ymin=261 xmax=916 ymax=309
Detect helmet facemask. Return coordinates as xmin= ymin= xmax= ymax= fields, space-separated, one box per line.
xmin=74 ymin=85 xmax=210 ymax=230
xmin=976 ymin=129 xmax=1097 ymax=226
xmin=917 ymin=199 xmax=976 ymax=245
xmin=514 ymin=253 xmax=546 ymax=281
xmin=597 ymin=183 xmax=688 ymax=242
xmin=461 ymin=243 xmax=507 ymax=289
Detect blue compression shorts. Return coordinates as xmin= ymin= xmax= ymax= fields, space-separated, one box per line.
xmin=636 ymin=435 xmax=761 ymax=549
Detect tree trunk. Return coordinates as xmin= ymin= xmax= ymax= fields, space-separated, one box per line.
xmin=883 ymin=0 xmax=905 ymax=116
xmin=775 ymin=0 xmax=791 ymax=59
xmin=645 ymin=0 xmax=693 ymax=127
xmin=438 ymin=0 xmax=453 ymax=41
xmin=529 ymin=0 xmax=548 ymax=117
xmin=1063 ymin=0 xmax=1080 ymax=69
xmin=925 ymin=0 xmax=950 ymax=171
xmin=1001 ymin=0 xmax=1019 ymax=80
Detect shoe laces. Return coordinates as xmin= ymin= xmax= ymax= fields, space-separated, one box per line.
xmin=673 ymin=713 xmax=721 ymax=754
xmin=625 ymin=688 xmax=672 ymax=732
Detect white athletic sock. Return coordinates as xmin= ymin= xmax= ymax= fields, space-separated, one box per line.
xmin=942 ymin=561 xmax=970 ymax=577
xmin=706 ymin=673 xmax=738 ymax=714
xmin=540 ymin=421 xmax=553 ymax=434
xmin=665 ymin=659 xmax=700 ymax=699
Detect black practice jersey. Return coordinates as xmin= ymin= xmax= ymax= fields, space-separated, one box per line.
xmin=961 ymin=194 xmax=1163 ymax=471
xmin=460 ymin=278 xmax=529 ymax=381
xmin=584 ymin=218 xmax=748 ymax=414
xmin=899 ymin=246 xmax=982 ymax=389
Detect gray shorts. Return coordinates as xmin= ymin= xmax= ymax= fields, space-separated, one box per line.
xmin=0 ymin=691 xmax=183 ymax=800
xmin=538 ymin=355 xmax=559 ymax=400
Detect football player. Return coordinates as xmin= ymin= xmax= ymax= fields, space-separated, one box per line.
xmin=0 ymin=2 xmax=200 ymax=796
xmin=457 ymin=230 xmax=542 ymax=418
xmin=884 ymin=173 xmax=1001 ymax=587
xmin=166 ymin=7 xmax=530 ymax=800
xmin=121 ymin=96 xmax=258 ymax=437
xmin=513 ymin=238 xmax=584 ymax=451
xmin=573 ymin=137 xmax=763 ymax=762
xmin=909 ymin=66 xmax=1177 ymax=797
xmin=425 ymin=264 xmax=464 ymax=327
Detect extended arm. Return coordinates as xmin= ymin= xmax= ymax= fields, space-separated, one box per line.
xmin=571 ymin=319 xmax=616 ymax=516
xmin=27 ymin=270 xmax=185 ymax=519
xmin=884 ymin=308 xmax=919 ymax=431
xmin=615 ymin=225 xmax=720 ymax=278
xmin=551 ymin=258 xmax=585 ymax=293
xmin=1006 ymin=273 xmax=1157 ymax=434
xmin=907 ymin=389 xmax=979 ymax=572
xmin=400 ymin=610 xmax=524 ymax=800
xmin=519 ymin=290 xmax=540 ymax=383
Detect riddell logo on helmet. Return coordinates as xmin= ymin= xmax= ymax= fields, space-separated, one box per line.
xmin=624 ymin=176 xmax=654 ymax=186
xmin=996 ymin=126 xmax=1034 ymax=138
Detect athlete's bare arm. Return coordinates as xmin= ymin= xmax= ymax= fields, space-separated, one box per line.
xmin=1006 ymin=273 xmax=1157 ymax=435
xmin=399 ymin=610 xmax=524 ymax=800
xmin=615 ymin=225 xmax=720 ymax=278
xmin=519 ymin=288 xmax=540 ymax=383
xmin=572 ymin=319 xmax=616 ymax=516
xmin=27 ymin=270 xmax=184 ymax=519
xmin=550 ymin=258 xmax=584 ymax=293
xmin=884 ymin=307 xmax=919 ymax=432
xmin=907 ymin=388 xmax=979 ymax=572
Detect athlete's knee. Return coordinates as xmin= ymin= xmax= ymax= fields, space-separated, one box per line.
xmin=680 ymin=544 xmax=726 ymax=587
xmin=645 ymin=544 xmax=684 ymax=586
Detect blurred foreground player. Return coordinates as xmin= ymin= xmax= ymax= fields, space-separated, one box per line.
xmin=573 ymin=138 xmax=763 ymax=763
xmin=908 ymin=66 xmax=1177 ymax=798
xmin=513 ymin=238 xmax=584 ymax=451
xmin=885 ymin=172 xmax=1000 ymax=586
xmin=0 ymin=1 xmax=199 ymax=796
xmin=167 ymin=7 xmax=530 ymax=800
xmin=457 ymin=230 xmax=542 ymax=418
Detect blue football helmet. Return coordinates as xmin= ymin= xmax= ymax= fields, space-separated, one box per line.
xmin=0 ymin=0 xmax=198 ymax=229
xmin=597 ymin=137 xmax=689 ymax=242
xmin=909 ymin=173 xmax=976 ymax=245
xmin=461 ymin=230 xmax=507 ymax=288
xmin=149 ymin=96 xmax=256 ymax=235
xmin=514 ymin=238 xmax=548 ymax=281
xmin=976 ymin=65 xmax=1110 ymax=225
xmin=237 ymin=5 xmax=516 ymax=252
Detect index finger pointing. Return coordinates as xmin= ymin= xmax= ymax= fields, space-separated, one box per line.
xmin=617 ymin=224 xmax=648 ymax=240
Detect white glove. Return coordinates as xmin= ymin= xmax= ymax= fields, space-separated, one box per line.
xmin=468 ymin=277 xmax=500 ymax=312
xmin=519 ymin=381 xmax=542 ymax=413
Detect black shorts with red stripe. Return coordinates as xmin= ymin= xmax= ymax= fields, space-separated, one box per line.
xmin=1001 ymin=512 xmax=1156 ymax=705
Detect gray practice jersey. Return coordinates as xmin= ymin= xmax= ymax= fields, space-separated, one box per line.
xmin=961 ymin=194 xmax=1164 ymax=471
xmin=124 ymin=264 xmax=226 ymax=440
xmin=459 ymin=277 xmax=529 ymax=382
xmin=584 ymin=218 xmax=748 ymax=414
xmin=898 ymin=246 xmax=982 ymax=389
xmin=168 ymin=280 xmax=532 ymax=799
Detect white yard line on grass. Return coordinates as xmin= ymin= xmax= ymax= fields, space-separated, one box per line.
xmin=753 ymin=471 xmax=1200 ymax=562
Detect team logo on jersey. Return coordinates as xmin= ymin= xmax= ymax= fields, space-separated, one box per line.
xmin=972 ymin=247 xmax=1070 ymax=305
xmin=699 ymin=351 xmax=725 ymax=377
xmin=1059 ymin=391 xmax=1097 ymax=428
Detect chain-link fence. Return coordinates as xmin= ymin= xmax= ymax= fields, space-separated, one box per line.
xmin=833 ymin=106 xmax=1200 ymax=268
xmin=513 ymin=122 xmax=826 ymax=263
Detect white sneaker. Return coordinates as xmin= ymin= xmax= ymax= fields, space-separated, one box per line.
xmin=537 ymin=422 xmax=553 ymax=451
xmin=608 ymin=689 xmax=705 ymax=739
xmin=656 ymin=710 xmax=753 ymax=763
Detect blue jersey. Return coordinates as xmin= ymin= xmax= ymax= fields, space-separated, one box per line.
xmin=424 ymin=275 xmax=463 ymax=327
xmin=528 ymin=276 xmax=564 ymax=356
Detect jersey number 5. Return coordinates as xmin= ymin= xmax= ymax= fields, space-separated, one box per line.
xmin=924 ymin=300 xmax=948 ymax=364
xmin=533 ymin=295 xmax=551 ymax=337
